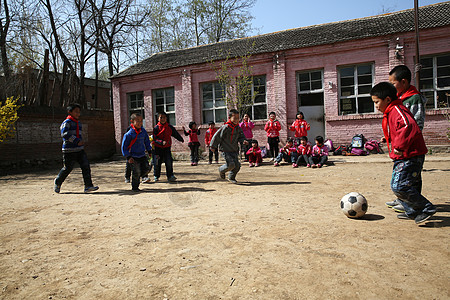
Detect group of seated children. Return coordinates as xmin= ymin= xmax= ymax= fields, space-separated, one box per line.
xmin=273 ymin=136 xmax=328 ymax=168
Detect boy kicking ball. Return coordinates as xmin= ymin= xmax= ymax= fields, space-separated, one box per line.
xmin=370 ymin=82 xmax=436 ymax=224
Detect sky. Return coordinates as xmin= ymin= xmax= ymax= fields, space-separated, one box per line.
xmin=250 ymin=0 xmax=445 ymax=35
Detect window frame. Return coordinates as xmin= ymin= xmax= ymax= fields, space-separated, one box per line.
xmin=296 ymin=69 xmax=324 ymax=107
xmin=420 ymin=53 xmax=450 ymax=110
xmin=152 ymin=87 xmax=176 ymax=125
xmin=127 ymin=91 xmax=145 ymax=126
xmin=201 ymin=81 xmax=228 ymax=124
xmin=241 ymin=75 xmax=267 ymax=121
xmin=338 ymin=63 xmax=375 ymax=115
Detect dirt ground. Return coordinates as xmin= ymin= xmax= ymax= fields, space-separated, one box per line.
xmin=0 ymin=154 xmax=449 ymax=300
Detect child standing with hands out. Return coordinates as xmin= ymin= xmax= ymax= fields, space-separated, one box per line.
xmin=289 ymin=111 xmax=310 ymax=146
xmin=205 ymin=121 xmax=219 ymax=164
xmin=121 ymin=113 xmax=152 ymax=192
xmin=370 ymin=82 xmax=436 ymax=224
xmin=183 ymin=121 xmax=201 ymax=166
xmin=264 ymin=111 xmax=281 ymax=161
xmin=309 ymin=136 xmax=328 ymax=168
xmin=239 ymin=113 xmax=255 ymax=161
xmin=246 ymin=140 xmax=262 ymax=167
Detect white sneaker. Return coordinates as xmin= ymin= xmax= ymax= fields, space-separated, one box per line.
xmin=269 ymin=158 xmax=274 ymax=162
xmin=142 ymin=177 xmax=151 ymax=183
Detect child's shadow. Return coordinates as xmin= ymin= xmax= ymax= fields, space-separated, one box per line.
xmin=419 ymin=203 xmax=450 ymax=228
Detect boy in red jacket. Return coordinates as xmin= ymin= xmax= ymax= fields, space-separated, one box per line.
xmin=370 ymin=82 xmax=436 ymax=224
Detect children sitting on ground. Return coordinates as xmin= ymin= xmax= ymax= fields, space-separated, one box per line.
xmin=296 ymin=136 xmax=312 ymax=167
xmin=309 ymin=136 xmax=329 ymax=168
xmin=370 ymin=82 xmax=436 ymax=224
xmin=246 ymin=140 xmax=262 ymax=167
xmin=153 ymin=112 xmax=184 ymax=182
xmin=210 ymin=109 xmax=248 ymax=184
xmin=265 ymin=111 xmax=282 ymax=161
xmin=54 ymin=103 xmax=99 ymax=194
xmin=121 ymin=113 xmax=152 ymax=192
xmin=205 ymin=121 xmax=219 ymax=164
xmin=183 ymin=121 xmax=201 ymax=166
xmin=239 ymin=113 xmax=255 ymax=161
xmin=274 ymin=138 xmax=298 ymax=167
xmin=289 ymin=111 xmax=311 ymax=146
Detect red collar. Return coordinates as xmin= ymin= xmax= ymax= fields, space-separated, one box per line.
xmin=66 ymin=115 xmax=79 ymax=138
xmin=398 ymin=85 xmax=419 ymax=100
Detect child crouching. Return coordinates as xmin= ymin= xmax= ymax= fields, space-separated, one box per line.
xmin=246 ymin=140 xmax=262 ymax=167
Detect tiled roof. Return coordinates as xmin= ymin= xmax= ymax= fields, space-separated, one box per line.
xmin=112 ymin=2 xmax=450 ymax=78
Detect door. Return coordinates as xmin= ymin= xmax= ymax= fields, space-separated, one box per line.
xmin=299 ymin=106 xmax=325 ymax=141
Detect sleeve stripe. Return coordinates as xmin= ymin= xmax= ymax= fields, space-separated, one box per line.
xmin=394 ymin=106 xmax=408 ymax=127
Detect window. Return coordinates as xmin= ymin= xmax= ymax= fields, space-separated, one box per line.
xmin=241 ymin=75 xmax=267 ymax=120
xmin=153 ymin=87 xmax=176 ymax=125
xmin=202 ymin=81 xmax=227 ymax=124
xmin=420 ymin=53 xmax=450 ymax=109
xmin=297 ymin=70 xmax=324 ymax=107
xmin=338 ymin=64 xmax=374 ymax=115
xmin=128 ymin=92 xmax=145 ymax=124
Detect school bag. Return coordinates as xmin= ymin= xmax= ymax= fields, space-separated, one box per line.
xmin=260 ymin=146 xmax=267 ymax=158
xmin=324 ymin=139 xmax=334 ymax=152
xmin=333 ymin=145 xmax=349 ymax=155
xmin=364 ymin=139 xmax=383 ymax=154
xmin=351 ymin=134 xmax=366 ymax=149
xmin=350 ymin=147 xmax=369 ymax=156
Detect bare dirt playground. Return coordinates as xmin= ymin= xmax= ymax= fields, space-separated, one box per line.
xmin=0 ymin=154 xmax=449 ymax=299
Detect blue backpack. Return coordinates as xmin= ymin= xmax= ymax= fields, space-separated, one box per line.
xmin=351 ymin=134 xmax=366 ymax=149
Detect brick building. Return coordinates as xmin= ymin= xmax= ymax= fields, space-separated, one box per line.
xmin=111 ymin=2 xmax=450 ymax=153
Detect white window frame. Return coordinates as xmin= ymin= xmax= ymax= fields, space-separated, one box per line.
xmin=338 ymin=63 xmax=375 ymax=115
xmin=153 ymin=87 xmax=176 ymax=125
xmin=242 ymin=75 xmax=267 ymax=120
xmin=201 ymin=81 xmax=227 ymax=124
xmin=420 ymin=53 xmax=450 ymax=109
xmin=127 ymin=91 xmax=145 ymax=126
xmin=297 ymin=69 xmax=324 ymax=107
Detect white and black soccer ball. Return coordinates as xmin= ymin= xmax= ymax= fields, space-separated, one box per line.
xmin=340 ymin=192 xmax=368 ymax=218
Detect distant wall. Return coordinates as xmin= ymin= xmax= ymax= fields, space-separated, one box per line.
xmin=0 ymin=106 xmax=115 ymax=173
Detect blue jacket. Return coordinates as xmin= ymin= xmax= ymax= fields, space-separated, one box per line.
xmin=60 ymin=118 xmax=84 ymax=153
xmin=121 ymin=127 xmax=152 ymax=159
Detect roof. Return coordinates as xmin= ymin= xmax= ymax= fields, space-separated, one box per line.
xmin=112 ymin=2 xmax=450 ymax=79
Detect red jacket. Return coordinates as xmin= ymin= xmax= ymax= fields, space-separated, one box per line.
xmin=382 ymin=100 xmax=427 ymax=160
xmin=264 ymin=119 xmax=281 ymax=137
xmin=204 ymin=128 xmax=217 ymax=146
xmin=246 ymin=146 xmax=262 ymax=156
xmin=289 ymin=119 xmax=310 ymax=137
xmin=153 ymin=122 xmax=184 ymax=148
xmin=297 ymin=143 xmax=312 ymax=155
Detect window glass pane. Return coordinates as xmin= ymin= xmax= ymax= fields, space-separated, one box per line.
xmin=166 ymin=104 xmax=175 ymax=112
xmin=155 ymin=90 xmax=163 ymax=98
xmin=358 ymin=75 xmax=372 ymax=85
xmin=299 ymin=73 xmax=310 ymax=82
xmin=340 ymin=77 xmax=354 ymax=87
xmin=254 ymin=76 xmax=265 ymax=86
xmin=203 ymin=91 xmax=213 ymax=101
xmin=311 ymin=71 xmax=322 ymax=81
xmin=215 ymin=109 xmax=227 ymax=123
xmin=358 ymin=85 xmax=372 ymax=95
xmin=130 ymin=101 xmax=137 ymax=109
xmin=311 ymin=80 xmax=322 ymax=90
xmin=422 ymin=91 xmax=435 ymax=109
xmin=215 ymin=88 xmax=224 ymax=100
xmin=300 ymin=82 xmax=310 ymax=91
xmin=166 ymin=95 xmax=174 ymax=104
xmin=340 ymin=98 xmax=356 ymax=115
xmin=156 ymin=105 xmax=164 ymax=113
xmin=155 ymin=97 xmax=164 ymax=105
xmin=299 ymin=93 xmax=324 ymax=106
xmin=215 ymin=99 xmax=226 ymax=107
xmin=203 ymin=83 xmax=212 ymax=92
xmin=420 ymin=57 xmax=433 ymax=68
xmin=341 ymin=87 xmax=354 ymax=97
xmin=254 ymin=104 xmax=267 ymax=120
xmin=340 ymin=67 xmax=354 ymax=77
xmin=437 ymin=77 xmax=450 ymax=88
xmin=357 ymin=65 xmax=371 ymax=75
xmin=203 ymin=110 xmax=214 ymax=124
xmin=420 ymin=79 xmax=433 ymax=90
xmin=357 ymin=97 xmax=374 ymax=113
xmin=165 ymin=88 xmax=174 ymax=98
xmin=254 ymin=94 xmax=266 ymax=103
xmin=203 ymin=100 xmax=213 ymax=109
xmin=437 ymin=55 xmax=450 ymax=66
xmin=255 ymin=85 xmax=266 ymax=95
xmin=437 ymin=89 xmax=450 ymax=108
xmin=437 ymin=66 xmax=450 ymax=77
xmin=168 ymin=113 xmax=176 ymax=125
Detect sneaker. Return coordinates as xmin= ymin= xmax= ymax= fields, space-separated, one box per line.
xmin=153 ymin=176 xmax=159 ymax=182
xmin=132 ymin=188 xmax=140 ymax=192
xmin=292 ymin=163 xmax=298 ymax=168
xmin=255 ymin=163 xmax=260 ymax=167
xmin=317 ymin=164 xmax=322 ymax=168
xmin=269 ymin=158 xmax=274 ymax=162
xmin=274 ymin=162 xmax=280 ymax=166
xmin=125 ymin=178 xmax=130 ymax=183
xmin=397 ymin=213 xmax=415 ymax=220
xmin=142 ymin=177 xmax=151 ymax=183
xmin=219 ymin=172 xmax=226 ymax=179
xmin=415 ymin=212 xmax=435 ymax=224
xmin=54 ymin=179 xmax=61 ymax=193
xmin=168 ymin=176 xmax=177 ymax=182
xmin=385 ymin=199 xmax=400 ymax=208
xmin=215 ymin=160 xmax=219 ymax=164
xmin=249 ymin=163 xmax=254 ymax=167
xmin=208 ymin=161 xmax=212 ymax=165
xmin=392 ymin=204 xmax=405 ymax=213
xmin=191 ymin=162 xmax=194 ymax=166
xmin=311 ymin=164 xmax=317 ymax=168
xmin=306 ymin=164 xmax=311 ymax=168
xmin=228 ymin=178 xmax=237 ymax=184
xmin=84 ymin=186 xmax=99 ymax=193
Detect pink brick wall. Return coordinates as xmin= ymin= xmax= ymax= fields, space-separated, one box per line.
xmin=112 ymin=26 xmax=450 ymax=154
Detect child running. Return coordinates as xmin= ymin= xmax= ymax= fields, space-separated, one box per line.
xmin=264 ymin=111 xmax=281 ymax=161
xmin=274 ymin=138 xmax=298 ymax=167
xmin=54 ymin=103 xmax=99 ymax=193
xmin=370 ymin=82 xmax=436 ymax=224
xmin=210 ymin=109 xmax=248 ymax=184
xmin=121 ymin=113 xmax=152 ymax=192
xmin=296 ymin=136 xmax=312 ymax=167
xmin=183 ymin=121 xmax=201 ymax=166
xmin=204 ymin=121 xmax=219 ymax=164
xmin=246 ymin=140 xmax=262 ymax=167
xmin=153 ymin=112 xmax=184 ymax=182
xmin=239 ymin=113 xmax=255 ymax=161
xmin=289 ymin=111 xmax=310 ymax=146
xmin=309 ymin=136 xmax=328 ymax=168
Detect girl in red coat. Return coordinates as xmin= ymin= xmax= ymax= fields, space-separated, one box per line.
xmin=264 ymin=111 xmax=281 ymax=161
xmin=183 ymin=121 xmax=201 ymax=166
xmin=246 ymin=140 xmax=262 ymax=167
xmin=289 ymin=111 xmax=310 ymax=146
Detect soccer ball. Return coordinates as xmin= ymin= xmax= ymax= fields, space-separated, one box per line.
xmin=340 ymin=192 xmax=368 ymax=218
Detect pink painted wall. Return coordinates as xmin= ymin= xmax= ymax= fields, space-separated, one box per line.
xmin=112 ymin=26 xmax=450 ymax=154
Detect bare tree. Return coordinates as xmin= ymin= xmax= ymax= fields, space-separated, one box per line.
xmin=0 ymin=0 xmax=11 ymax=79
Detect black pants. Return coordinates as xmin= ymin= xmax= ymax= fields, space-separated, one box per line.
xmin=55 ymin=150 xmax=93 ymax=187
xmin=242 ymin=139 xmax=252 ymax=160
xmin=153 ymin=147 xmax=174 ymax=179
xmin=268 ymin=137 xmax=280 ymax=158
xmin=209 ymin=147 xmax=219 ymax=163
xmin=296 ymin=154 xmax=311 ymax=166
xmin=189 ymin=143 xmax=200 ymax=163
xmin=308 ymin=155 xmax=328 ymax=165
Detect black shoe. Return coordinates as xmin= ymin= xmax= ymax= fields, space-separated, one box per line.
xmin=397 ymin=213 xmax=415 ymax=220
xmin=415 ymin=212 xmax=435 ymax=224
xmin=219 ymin=172 xmax=226 ymax=179
xmin=132 ymin=188 xmax=140 ymax=192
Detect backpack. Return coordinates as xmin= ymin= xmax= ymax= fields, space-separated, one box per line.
xmin=351 ymin=134 xmax=366 ymax=149
xmin=351 ymin=147 xmax=369 ymax=156
xmin=333 ymin=145 xmax=348 ymax=155
xmin=324 ymin=139 xmax=334 ymax=152
xmin=260 ymin=146 xmax=267 ymax=158
xmin=365 ymin=139 xmax=383 ymax=154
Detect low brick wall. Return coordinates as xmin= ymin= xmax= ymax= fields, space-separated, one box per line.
xmin=0 ymin=106 xmax=115 ymax=174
